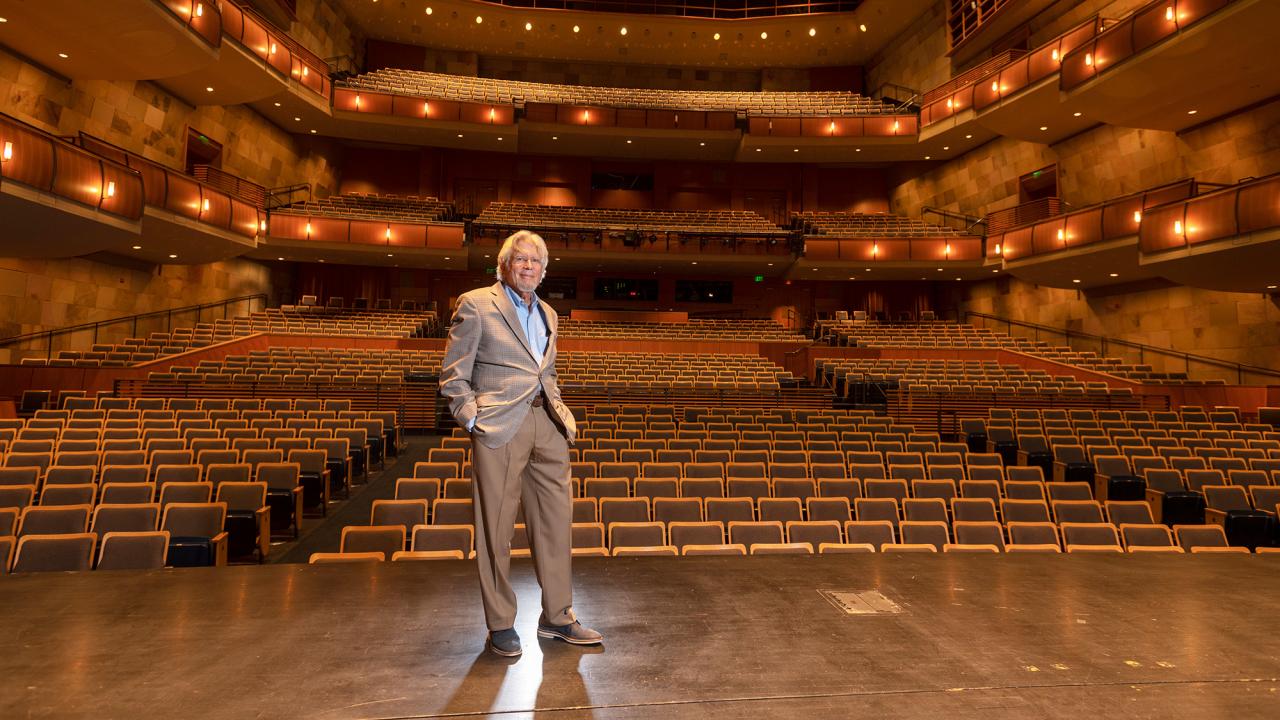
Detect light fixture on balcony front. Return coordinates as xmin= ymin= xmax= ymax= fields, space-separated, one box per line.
xmin=1 ymin=141 xmax=11 ymax=161
xmin=1085 ymin=53 xmax=1093 ymax=66
xmin=1133 ymin=211 xmax=1142 ymax=223
xmin=1165 ymin=6 xmax=1175 ymax=21
xmin=105 ymin=181 xmax=115 ymax=198
xmin=202 ymin=198 xmax=210 ymax=212
xmin=195 ymin=3 xmax=203 ymax=17
xmin=385 ymin=227 xmax=392 ymax=240
xmin=1051 ymin=48 xmax=1059 ymax=62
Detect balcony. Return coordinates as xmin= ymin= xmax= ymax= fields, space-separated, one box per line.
xmin=0 ymin=114 xmax=143 ymax=258
xmin=0 ymin=1 xmax=219 ymax=81
xmin=1060 ymin=0 xmax=1279 ymax=132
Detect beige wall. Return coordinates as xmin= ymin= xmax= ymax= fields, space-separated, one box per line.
xmin=951 ymin=277 xmax=1280 ymax=381
xmin=0 ymin=48 xmax=340 ymax=194
xmin=0 ymin=257 xmax=271 ymax=364
xmin=290 ymin=0 xmax=363 ymax=67
xmin=889 ymin=98 xmax=1280 ymax=218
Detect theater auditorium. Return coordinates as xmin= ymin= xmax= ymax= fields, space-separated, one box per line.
xmin=0 ymin=0 xmax=1278 ymax=717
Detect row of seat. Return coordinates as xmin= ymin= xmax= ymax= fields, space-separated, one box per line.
xmin=794 ymin=211 xmax=975 ymax=237
xmin=275 ymin=193 xmax=455 ymax=221
xmin=339 ymin=68 xmax=898 ymax=116
xmin=475 ymin=202 xmax=787 ymax=235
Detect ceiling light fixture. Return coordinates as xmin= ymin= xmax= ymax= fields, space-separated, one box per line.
xmin=525 ymin=22 xmax=532 ymax=31
xmin=168 ymin=254 xmax=178 ymax=259
xmin=205 ymin=86 xmax=214 ymax=93
xmin=859 ymin=24 xmax=867 ymax=32
xmin=1109 ymin=273 xmax=1119 ymax=277
xmin=760 ymin=31 xmax=768 ymax=39
xmin=132 ymin=245 xmax=142 ymax=250
xmin=1072 ymin=279 xmax=1081 ymax=284
xmin=620 ymin=27 xmax=627 ymax=35
xmin=965 ymin=134 xmax=972 ymax=139
xmin=1187 ymin=109 xmax=1198 ymax=115
xmin=475 ymin=16 xmax=483 ymax=23
xmin=573 ymin=25 xmax=580 ymax=33
xmin=713 ymin=33 xmax=720 ymax=40
xmin=58 ymin=53 xmax=68 ymax=59
xmin=425 ymin=7 xmax=433 ymax=14
xmin=1040 ymin=126 xmax=1048 ymax=131
xmin=1073 ymin=111 xmax=1082 ymax=117
xmin=809 ymin=28 xmax=816 ymax=36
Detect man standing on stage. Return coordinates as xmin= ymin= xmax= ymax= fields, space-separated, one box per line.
xmin=439 ymin=230 xmax=603 ymax=658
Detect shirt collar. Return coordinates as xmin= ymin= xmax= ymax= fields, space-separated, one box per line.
xmin=502 ymin=281 xmax=538 ymax=311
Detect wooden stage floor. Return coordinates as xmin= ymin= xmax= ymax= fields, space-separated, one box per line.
xmin=2 ymin=555 xmax=1277 ymax=719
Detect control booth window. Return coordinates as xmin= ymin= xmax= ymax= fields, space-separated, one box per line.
xmin=676 ymin=280 xmax=733 ymax=303
xmin=541 ymin=276 xmax=577 ymax=300
xmin=594 ymin=278 xmax=659 ymax=301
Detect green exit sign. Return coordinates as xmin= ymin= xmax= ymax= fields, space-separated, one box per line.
xmin=754 ymin=275 xmax=764 ymax=282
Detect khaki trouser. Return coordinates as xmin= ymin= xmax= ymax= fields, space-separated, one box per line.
xmin=471 ymin=404 xmax=574 ymax=631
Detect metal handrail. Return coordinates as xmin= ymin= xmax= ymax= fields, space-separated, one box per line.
xmin=0 ymin=294 xmax=268 ymax=359
xmin=922 ymin=206 xmax=988 ymax=235
xmin=265 ymin=182 xmax=311 ymax=210
xmin=964 ymin=311 xmax=1280 ymax=384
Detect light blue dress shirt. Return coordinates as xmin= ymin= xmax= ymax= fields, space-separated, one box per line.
xmin=503 ymin=283 xmax=549 ymax=360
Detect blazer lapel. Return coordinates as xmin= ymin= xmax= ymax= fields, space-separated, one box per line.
xmin=489 ymin=282 xmax=539 ymax=364
xmin=538 ymin=298 xmax=556 ymax=370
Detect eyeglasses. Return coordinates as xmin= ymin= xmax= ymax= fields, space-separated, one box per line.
xmin=510 ymin=255 xmax=543 ymax=267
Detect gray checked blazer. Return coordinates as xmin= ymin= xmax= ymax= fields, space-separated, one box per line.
xmin=439 ymin=282 xmax=577 ymax=450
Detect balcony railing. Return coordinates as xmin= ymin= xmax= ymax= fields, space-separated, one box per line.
xmin=804 ymin=236 xmax=984 ymax=262
xmin=0 ymin=113 xmax=144 ymax=222
xmin=923 ymin=17 xmax=1100 ymax=126
xmin=220 ymin=0 xmax=331 ymax=100
xmin=193 ymin=165 xmax=268 ymax=210
xmin=984 ymin=198 xmax=1065 ymax=236
xmin=475 ymin=0 xmax=862 ymax=19
xmin=1139 ymin=172 xmax=1280 ymax=254
xmin=267 ymin=213 xmax=465 ymax=250
xmin=75 ymin=133 xmax=262 ymax=239
xmin=1061 ymin=0 xmax=1235 ymax=90
xmin=156 ymin=0 xmax=223 ymax=48
xmin=990 ymin=180 xmax=1196 ymax=260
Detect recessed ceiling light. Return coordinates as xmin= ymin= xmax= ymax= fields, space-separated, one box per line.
xmin=58 ymin=53 xmax=68 ymax=59
xmin=475 ymin=15 xmax=483 ymax=23
xmin=691 ymin=261 xmax=698 ymax=265
xmin=484 ymin=254 xmax=490 ymax=258
xmin=955 ymin=277 xmax=962 ymax=281
xmin=319 ymin=259 xmax=325 ymax=262
xmin=310 ymin=129 xmax=316 ymax=133
xmin=273 ymin=102 xmax=281 ymax=107
xmin=942 ymin=146 xmax=949 ymax=150
xmin=457 ymin=134 xmax=464 ymax=138
xmin=0 ymin=17 xmax=7 ymax=23
xmin=809 ymin=28 xmax=817 ymax=36
xmin=1109 ymin=273 xmax=1119 ymax=277
xmin=573 ymin=25 xmax=580 ymax=33
xmin=755 ymin=148 xmax=761 ymax=152
xmin=205 ymin=87 xmax=214 ymax=93
xmin=131 ymin=245 xmax=142 ymax=250
xmin=713 ymin=33 xmax=720 ymax=40
xmin=387 ymin=253 xmax=393 ymax=257
xmin=626 ymin=139 xmax=632 ymax=144
xmin=497 ymin=137 xmax=503 ymax=141
xmin=699 ymin=142 xmax=705 ymax=146
xmin=1073 ymin=112 xmax=1082 ymax=117
xmin=964 ymin=134 xmax=972 ymax=139
xmin=1187 ymin=109 xmax=1197 ymax=115
xmin=294 ymin=117 xmax=301 ymax=121
xmin=555 ymin=257 xmax=561 ymax=261
xmin=859 ymin=24 xmax=867 ymax=32
xmin=760 ymin=31 xmax=768 ymax=39
xmin=1072 ymin=279 xmax=1081 ymax=284
xmin=767 ymin=263 xmax=774 ymax=266
xmin=924 ymin=155 xmax=931 ymax=160
xmin=277 ymin=257 xmax=284 ymax=261
xmin=1268 ymin=285 xmax=1277 ymax=290
xmin=855 ymin=148 xmax=861 ymax=152
xmin=865 ymin=268 xmax=871 ymax=272
xmin=1039 ymin=126 xmax=1048 ymax=131
xmin=552 ymin=136 xmax=558 ymax=140
xmin=525 ymin=22 xmax=532 ymax=30
xmin=168 ymin=254 xmax=178 ymax=259
xmin=444 ymin=256 xmax=451 ymax=260
xmin=620 ymin=27 xmax=627 ymax=35
xmin=992 ymin=269 xmax=999 ymax=273
xmin=811 ymin=268 xmax=818 ymax=271
xmin=425 ymin=7 xmax=432 ymax=14
xmin=793 ymin=148 xmax=799 ymax=152
xmin=936 ymin=268 xmax=943 ymax=272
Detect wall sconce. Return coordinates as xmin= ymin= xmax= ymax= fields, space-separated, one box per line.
xmin=991 ymin=81 xmax=999 ymax=93
xmin=1085 ymin=53 xmax=1093 ymax=66
xmin=1173 ymin=220 xmax=1183 ymax=235
xmin=305 ymin=222 xmax=312 ymax=237
xmin=105 ymin=181 xmax=116 ymax=198
xmin=1051 ymin=48 xmax=1059 ymax=62
xmin=195 ymin=2 xmax=203 ymax=18
xmin=944 ymin=243 xmax=951 ymax=257
xmin=582 ymin=110 xmax=590 ymax=123
xmin=871 ymin=242 xmax=879 ymax=257
xmin=1057 ymin=228 xmax=1065 ymax=242
xmin=994 ymin=243 xmax=1002 ymax=255
xmin=259 ymin=220 xmax=267 ymax=232
xmin=355 ymin=94 xmax=361 ymax=109
xmin=1165 ymin=6 xmax=1175 ymax=21
xmin=1 ymin=141 xmax=12 ymax=162
xmin=302 ymin=66 xmax=309 ymax=78
xmin=270 ymin=43 xmax=277 ymax=55
xmin=385 ymin=226 xmax=392 ymax=240
xmin=201 ymin=198 xmax=210 ymax=213
xmin=1133 ymin=211 xmax=1142 ymax=223
xmin=423 ymin=101 xmax=431 ymax=117
xmin=892 ymin=120 xmax=900 ymax=133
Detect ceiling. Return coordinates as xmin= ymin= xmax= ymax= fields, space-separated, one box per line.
xmin=333 ymin=0 xmax=931 ymax=69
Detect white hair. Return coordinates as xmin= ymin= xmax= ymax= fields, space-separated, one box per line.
xmin=496 ymin=230 xmax=549 ymax=283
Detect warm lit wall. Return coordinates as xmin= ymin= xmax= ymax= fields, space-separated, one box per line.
xmin=290 ymin=0 xmax=364 ymax=67
xmin=889 ymin=98 xmax=1280 ymax=223
xmin=947 ymin=277 xmax=1280 ymax=380
xmin=0 ymin=256 xmax=272 ymax=364
xmin=0 ymin=47 xmax=340 ymax=194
